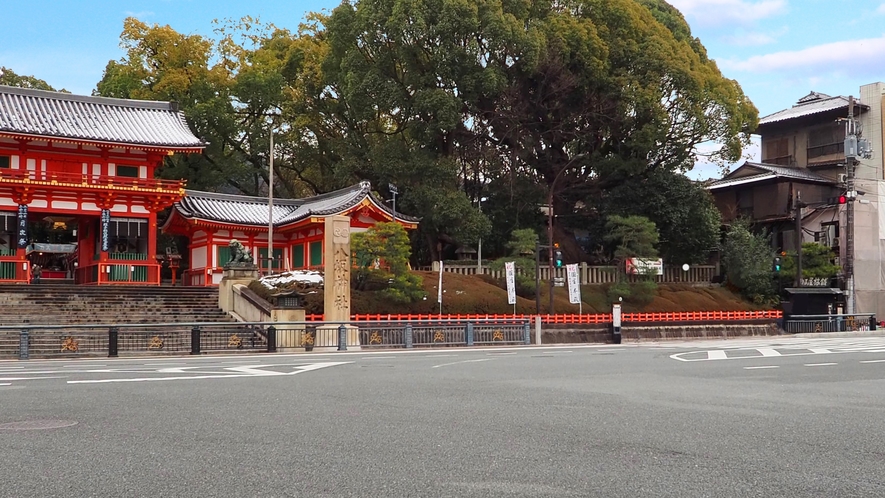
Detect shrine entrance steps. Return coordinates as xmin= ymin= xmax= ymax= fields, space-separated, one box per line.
xmin=0 ymin=285 xmax=230 ymax=327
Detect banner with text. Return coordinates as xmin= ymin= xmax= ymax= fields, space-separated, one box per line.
xmin=17 ymin=204 xmax=28 ymax=249
xmin=566 ymin=263 xmax=581 ymax=304
xmin=505 ymin=261 xmax=516 ymax=305
xmin=100 ymin=209 xmax=111 ymax=252
xmin=625 ymin=258 xmax=663 ymax=276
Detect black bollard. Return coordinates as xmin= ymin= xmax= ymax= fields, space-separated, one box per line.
xmin=190 ymin=326 xmax=201 ymax=355
xmin=108 ymin=327 xmax=119 ymax=357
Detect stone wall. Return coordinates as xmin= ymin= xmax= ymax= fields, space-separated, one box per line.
xmin=542 ymin=322 xmax=782 ymax=344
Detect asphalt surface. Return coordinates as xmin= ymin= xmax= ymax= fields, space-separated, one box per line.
xmin=4 ymin=336 xmax=885 ymax=497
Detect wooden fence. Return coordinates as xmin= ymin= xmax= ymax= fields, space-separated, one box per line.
xmin=416 ymin=262 xmax=717 ymax=285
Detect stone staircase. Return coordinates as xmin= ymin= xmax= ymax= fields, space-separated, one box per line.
xmin=0 ymin=284 xmax=231 ymax=326
xmin=0 ymin=285 xmax=246 ymax=358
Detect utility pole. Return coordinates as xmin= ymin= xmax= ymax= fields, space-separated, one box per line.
xmin=841 ymin=95 xmax=873 ymax=313
xmin=547 ymin=192 xmax=555 ymax=315
xmin=794 ymin=191 xmax=803 ymax=287
xmin=845 ymin=97 xmax=858 ymax=313
xmin=477 ymin=196 xmax=482 ymax=275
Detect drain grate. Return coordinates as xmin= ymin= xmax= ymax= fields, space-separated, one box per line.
xmin=0 ymin=420 xmax=78 ymax=431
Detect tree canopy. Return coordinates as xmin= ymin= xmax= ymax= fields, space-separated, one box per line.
xmin=85 ymin=0 xmax=755 ymax=266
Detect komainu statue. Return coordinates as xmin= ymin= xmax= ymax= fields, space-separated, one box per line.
xmin=228 ymin=239 xmax=254 ymax=265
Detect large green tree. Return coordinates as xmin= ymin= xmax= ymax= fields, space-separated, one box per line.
xmin=598 ymin=170 xmax=720 ymax=265
xmin=0 ymin=67 xmax=61 ymax=91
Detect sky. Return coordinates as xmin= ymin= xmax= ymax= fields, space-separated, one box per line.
xmin=1 ymin=0 xmax=884 ymax=180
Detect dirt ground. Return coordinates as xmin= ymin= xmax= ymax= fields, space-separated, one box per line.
xmin=313 ymin=271 xmax=760 ymax=315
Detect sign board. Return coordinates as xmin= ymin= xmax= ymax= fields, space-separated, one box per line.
xmin=626 ymin=258 xmax=663 ymax=276
xmin=388 ymin=183 xmax=398 ymax=194
xmin=612 ymin=303 xmax=622 ymax=330
xmin=16 ymin=204 xmax=28 ymax=248
xmin=553 ymin=277 xmax=565 ymax=287
xmin=566 ymin=263 xmax=581 ymax=304
xmin=100 ymin=209 xmax=111 ymax=252
xmin=437 ymin=260 xmax=444 ymax=304
xmin=504 ymin=261 xmax=516 ymax=305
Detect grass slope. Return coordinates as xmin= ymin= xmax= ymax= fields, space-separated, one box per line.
xmin=303 ymin=271 xmax=757 ymax=315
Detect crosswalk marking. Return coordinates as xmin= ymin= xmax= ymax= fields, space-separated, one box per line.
xmin=668 ymin=336 xmax=885 ymax=362
xmin=757 ymin=348 xmax=781 ymax=357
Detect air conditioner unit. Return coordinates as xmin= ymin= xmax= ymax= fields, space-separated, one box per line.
xmin=838 ymin=173 xmax=847 ymax=183
xmin=831 ymin=237 xmax=841 ymax=248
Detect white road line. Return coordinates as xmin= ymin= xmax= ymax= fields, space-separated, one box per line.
xmin=0 ymin=383 xmax=10 ymax=386
xmin=486 ymin=352 xmax=517 ymax=355
xmin=744 ymin=365 xmax=779 ymax=370
xmin=707 ymin=350 xmax=728 ymax=360
xmin=0 ymin=367 xmax=24 ymax=370
xmin=361 ymin=356 xmax=396 ymax=360
xmin=757 ymin=348 xmax=782 ymax=357
xmin=424 ymin=354 xmax=457 ymax=358
xmin=432 ymin=358 xmax=496 ymax=369
xmin=68 ymin=362 xmax=351 ymax=384
xmin=597 ymin=348 xmax=623 ymax=352
xmin=804 ymin=362 xmax=838 ymax=367
xmin=860 ymin=359 xmax=885 ymax=364
xmin=156 ymin=367 xmax=201 ymax=373
xmin=808 ymin=348 xmax=832 ymax=354
xmin=0 ymin=376 xmax=66 ymax=381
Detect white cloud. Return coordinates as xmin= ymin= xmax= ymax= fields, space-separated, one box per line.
xmin=877 ymin=3 xmax=885 ymax=14
xmin=720 ymin=34 xmax=885 ymax=78
xmin=667 ymin=0 xmax=787 ymax=27
xmin=722 ymin=31 xmax=776 ymax=46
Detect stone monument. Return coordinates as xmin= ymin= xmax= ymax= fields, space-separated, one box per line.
xmin=316 ymin=215 xmax=360 ymax=350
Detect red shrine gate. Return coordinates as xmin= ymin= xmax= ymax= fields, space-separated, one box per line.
xmin=0 ymin=86 xmax=204 ymax=284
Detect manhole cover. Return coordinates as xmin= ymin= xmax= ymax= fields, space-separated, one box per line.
xmin=0 ymin=420 xmax=78 ymax=431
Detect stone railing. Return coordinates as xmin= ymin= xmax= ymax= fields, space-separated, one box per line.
xmin=417 ymin=262 xmax=717 ymax=285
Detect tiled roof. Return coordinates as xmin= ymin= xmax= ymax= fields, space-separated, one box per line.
xmin=707 ymin=162 xmax=835 ymax=190
xmin=172 ymin=181 xmax=419 ymax=227
xmin=0 ymin=85 xmax=205 ymax=148
xmin=759 ymin=92 xmax=868 ymax=126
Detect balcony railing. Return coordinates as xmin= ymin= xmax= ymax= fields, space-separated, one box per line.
xmin=0 ymin=170 xmax=185 ymax=192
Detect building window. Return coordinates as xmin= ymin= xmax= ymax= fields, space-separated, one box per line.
xmin=309 ymin=241 xmax=322 ymax=267
xmin=216 ymin=245 xmax=231 ymax=267
xmin=258 ymin=247 xmax=283 ymax=270
xmin=807 ymin=124 xmax=845 ymax=160
xmin=116 ymin=165 xmax=139 ymax=178
xmin=0 ymin=156 xmax=9 ymax=168
xmin=292 ymin=243 xmax=305 ymax=268
xmin=763 ymin=138 xmax=790 ymax=165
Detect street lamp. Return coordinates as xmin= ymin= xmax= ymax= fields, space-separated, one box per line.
xmin=267 ymin=127 xmax=275 ymax=275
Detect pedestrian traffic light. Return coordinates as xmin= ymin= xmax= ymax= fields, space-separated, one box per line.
xmin=773 ymin=256 xmax=782 ymax=272
xmin=554 ymin=243 xmax=563 ymax=268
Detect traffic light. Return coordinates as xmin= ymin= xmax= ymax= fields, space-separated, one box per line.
xmin=773 ymin=256 xmax=782 ymax=272
xmin=554 ymin=243 xmax=563 ymax=268
xmin=826 ymin=194 xmax=849 ymax=206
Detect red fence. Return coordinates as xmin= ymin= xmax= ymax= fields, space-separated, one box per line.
xmin=304 ymin=310 xmax=782 ymax=323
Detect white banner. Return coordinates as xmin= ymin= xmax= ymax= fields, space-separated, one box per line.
xmin=566 ymin=263 xmax=581 ymax=304
xmin=505 ymin=261 xmax=517 ymax=305
xmin=438 ymin=260 xmax=444 ymax=304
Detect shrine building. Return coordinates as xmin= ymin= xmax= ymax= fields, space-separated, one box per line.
xmin=0 ymin=85 xmax=418 ymax=285
xmin=162 ymin=181 xmax=419 ymax=286
xmin=0 ymin=85 xmax=204 ymax=284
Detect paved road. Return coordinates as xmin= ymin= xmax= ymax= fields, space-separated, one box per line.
xmin=3 ymin=336 xmax=885 ymax=497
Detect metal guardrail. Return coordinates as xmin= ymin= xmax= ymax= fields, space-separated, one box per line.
xmin=784 ymin=314 xmax=877 ymax=333
xmin=0 ymin=318 xmax=531 ymax=359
